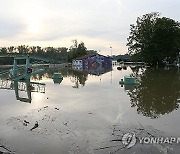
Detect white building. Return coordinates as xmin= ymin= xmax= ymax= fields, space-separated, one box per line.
xmin=72 ymin=59 xmax=83 ymax=67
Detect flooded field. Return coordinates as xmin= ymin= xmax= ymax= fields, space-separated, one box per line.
xmin=0 ymin=66 xmax=180 ymax=154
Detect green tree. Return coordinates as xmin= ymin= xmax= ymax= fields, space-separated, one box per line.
xmin=7 ymin=46 xmax=15 ymax=53
xmin=77 ymin=42 xmax=87 ymax=56
xmin=127 ymin=12 xmax=180 ymax=66
xmin=87 ymin=50 xmax=97 ymax=55
xmin=57 ymin=47 xmax=68 ymax=62
xmin=0 ymin=47 xmax=7 ymax=54
xmin=68 ymin=40 xmax=87 ymax=62
xmin=17 ymin=45 xmax=30 ymax=54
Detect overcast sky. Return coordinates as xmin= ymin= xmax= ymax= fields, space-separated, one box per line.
xmin=0 ymin=0 xmax=180 ymax=55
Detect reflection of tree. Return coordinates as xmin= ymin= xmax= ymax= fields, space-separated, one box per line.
xmin=128 ymin=68 xmax=180 ymax=119
xmin=56 ymin=68 xmax=88 ymax=88
xmin=70 ymin=71 xmax=87 ymax=88
xmin=31 ymin=68 xmax=88 ymax=88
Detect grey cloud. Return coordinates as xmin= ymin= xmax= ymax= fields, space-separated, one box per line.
xmin=0 ymin=18 xmax=25 ymax=39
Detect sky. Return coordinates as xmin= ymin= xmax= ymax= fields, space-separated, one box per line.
xmin=0 ymin=0 xmax=180 ymax=55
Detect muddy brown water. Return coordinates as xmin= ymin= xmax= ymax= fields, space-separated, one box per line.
xmin=0 ymin=66 xmax=180 ymax=154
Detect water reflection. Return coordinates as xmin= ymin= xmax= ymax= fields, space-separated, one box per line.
xmin=31 ymin=68 xmax=88 ymax=87
xmin=73 ymin=65 xmax=112 ymax=76
xmin=53 ymin=78 xmax=63 ymax=84
xmin=0 ymin=77 xmax=45 ymax=103
xmin=70 ymin=71 xmax=87 ymax=88
xmin=69 ymin=65 xmax=112 ymax=88
xmin=14 ymin=80 xmax=32 ymax=103
xmin=0 ymin=65 xmax=112 ymax=103
xmin=1 ymin=65 xmax=112 ymax=103
xmin=127 ymin=68 xmax=180 ymax=119
xmin=31 ymin=66 xmax=112 ymax=88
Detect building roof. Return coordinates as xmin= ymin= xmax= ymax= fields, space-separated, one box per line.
xmin=73 ymin=54 xmax=111 ymax=60
xmin=73 ymin=54 xmax=93 ymax=60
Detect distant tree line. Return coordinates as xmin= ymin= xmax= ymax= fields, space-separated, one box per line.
xmin=0 ymin=40 xmax=97 ymax=65
xmin=127 ymin=12 xmax=180 ymax=66
xmin=112 ymin=54 xmax=131 ymax=62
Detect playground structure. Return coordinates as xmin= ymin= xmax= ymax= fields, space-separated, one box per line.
xmin=11 ymin=55 xmax=50 ymax=80
xmin=0 ymin=55 xmax=49 ymax=103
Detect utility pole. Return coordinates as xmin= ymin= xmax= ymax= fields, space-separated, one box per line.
xmin=178 ymin=52 xmax=180 ymax=73
xmin=178 ymin=52 xmax=180 ymax=67
xmin=110 ymin=46 xmax=112 ymax=57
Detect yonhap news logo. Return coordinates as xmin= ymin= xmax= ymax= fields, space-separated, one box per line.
xmin=122 ymin=132 xmax=180 ymax=148
xmin=122 ymin=132 xmax=136 ymax=148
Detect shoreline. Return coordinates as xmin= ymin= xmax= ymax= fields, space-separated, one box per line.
xmin=0 ymin=63 xmax=71 ymax=69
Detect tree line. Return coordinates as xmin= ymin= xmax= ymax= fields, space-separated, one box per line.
xmin=127 ymin=12 xmax=180 ymax=66
xmin=0 ymin=40 xmax=97 ymax=65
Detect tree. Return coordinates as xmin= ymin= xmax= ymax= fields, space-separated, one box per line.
xmin=57 ymin=47 xmax=68 ymax=62
xmin=0 ymin=42 xmax=88 ymax=64
xmin=77 ymin=42 xmax=87 ymax=57
xmin=127 ymin=12 xmax=180 ymax=66
xmin=17 ymin=45 xmax=30 ymax=54
xmin=68 ymin=40 xmax=87 ymax=62
xmin=0 ymin=47 xmax=7 ymax=54
xmin=87 ymin=50 xmax=97 ymax=55
xmin=7 ymin=46 xmax=15 ymax=53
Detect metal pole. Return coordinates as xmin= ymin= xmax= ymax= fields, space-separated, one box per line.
xmin=178 ymin=52 xmax=180 ymax=73
xmin=179 ymin=52 xmax=180 ymax=67
xmin=26 ymin=56 xmax=31 ymax=79
xmin=110 ymin=46 xmax=112 ymax=57
xmin=13 ymin=59 xmax=17 ymax=77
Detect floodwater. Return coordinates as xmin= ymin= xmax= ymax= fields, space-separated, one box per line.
xmin=0 ymin=66 xmax=180 ymax=154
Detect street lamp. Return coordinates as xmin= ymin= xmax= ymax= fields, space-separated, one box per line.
xmin=110 ymin=46 xmax=112 ymax=57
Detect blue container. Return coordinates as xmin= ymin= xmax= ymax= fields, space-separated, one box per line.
xmin=124 ymin=76 xmax=135 ymax=85
xmin=52 ymin=73 xmax=63 ymax=79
